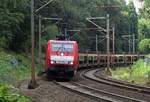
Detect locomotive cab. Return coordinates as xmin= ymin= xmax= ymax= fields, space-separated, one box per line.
xmin=45 ymin=40 xmax=78 ymax=79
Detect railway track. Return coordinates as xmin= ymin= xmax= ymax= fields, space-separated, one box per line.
xmin=84 ymin=68 xmax=150 ymax=94
xmin=94 ymin=69 xmax=150 ymax=93
xmin=54 ymin=81 xmax=144 ymax=102
xmin=32 ymin=67 xmax=150 ymax=102
xmin=52 ymin=68 xmax=150 ymax=102
xmin=77 ymin=68 xmax=150 ymax=101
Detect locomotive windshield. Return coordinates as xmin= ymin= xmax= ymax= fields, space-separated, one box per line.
xmin=52 ymin=43 xmax=73 ymax=52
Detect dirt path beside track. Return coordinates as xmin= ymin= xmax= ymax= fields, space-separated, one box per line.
xmin=19 ymin=78 xmax=97 ymax=102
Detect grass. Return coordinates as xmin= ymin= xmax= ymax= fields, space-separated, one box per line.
xmin=0 ymin=50 xmax=31 ymax=85
xmin=146 ymin=54 xmax=150 ymax=58
xmin=0 ymin=50 xmax=35 ymax=101
xmin=111 ymin=59 xmax=150 ymax=85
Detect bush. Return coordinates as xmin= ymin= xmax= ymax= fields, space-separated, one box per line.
xmin=127 ymin=59 xmax=150 ymax=84
xmin=0 ymin=84 xmax=32 ymax=102
xmin=111 ymin=59 xmax=150 ymax=85
xmin=148 ymin=71 xmax=150 ymax=81
xmin=0 ymin=37 xmax=9 ymax=48
xmin=131 ymin=59 xmax=150 ymax=78
xmin=138 ymin=39 xmax=150 ymax=53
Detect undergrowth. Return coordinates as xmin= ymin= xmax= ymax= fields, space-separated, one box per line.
xmin=0 ymin=50 xmax=42 ymax=102
xmin=0 ymin=84 xmax=31 ymax=102
xmin=0 ymin=51 xmax=31 ymax=84
xmin=111 ymin=59 xmax=150 ymax=85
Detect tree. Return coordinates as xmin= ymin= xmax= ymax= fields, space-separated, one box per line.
xmin=127 ymin=1 xmax=138 ymax=37
xmin=137 ymin=0 xmax=150 ymax=53
xmin=138 ymin=38 xmax=150 ymax=53
xmin=0 ymin=0 xmax=30 ymax=51
xmin=138 ymin=18 xmax=150 ymax=40
xmin=0 ymin=0 xmax=140 ymax=53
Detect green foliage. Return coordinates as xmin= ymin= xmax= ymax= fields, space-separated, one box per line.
xmin=111 ymin=68 xmax=130 ymax=80
xmin=138 ymin=38 xmax=150 ymax=53
xmin=42 ymin=24 xmax=59 ymax=40
xmin=0 ymin=0 xmax=26 ymax=47
xmin=131 ymin=59 xmax=150 ymax=78
xmin=148 ymin=71 xmax=150 ymax=82
xmin=139 ymin=0 xmax=150 ymax=19
xmin=127 ymin=1 xmax=138 ymax=35
xmin=112 ymin=59 xmax=150 ymax=85
xmin=0 ymin=37 xmax=9 ymax=48
xmin=146 ymin=54 xmax=150 ymax=58
xmin=0 ymin=84 xmax=31 ymax=102
xmin=0 ymin=0 xmax=30 ymax=50
xmin=138 ymin=18 xmax=150 ymax=40
xmin=0 ymin=51 xmax=31 ymax=84
xmin=0 ymin=0 xmax=140 ymax=52
xmin=138 ymin=0 xmax=150 ymax=45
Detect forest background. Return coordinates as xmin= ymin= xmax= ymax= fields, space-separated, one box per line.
xmin=0 ymin=0 xmax=150 ymax=54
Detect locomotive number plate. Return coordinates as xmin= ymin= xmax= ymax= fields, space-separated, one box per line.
xmin=58 ymin=61 xmax=68 ymax=64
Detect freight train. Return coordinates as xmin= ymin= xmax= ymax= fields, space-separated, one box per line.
xmin=78 ymin=53 xmax=145 ymax=68
xmin=45 ymin=40 xmax=145 ymax=79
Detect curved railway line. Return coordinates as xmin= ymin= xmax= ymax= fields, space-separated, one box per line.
xmin=94 ymin=69 xmax=150 ymax=94
xmin=20 ymin=53 xmax=148 ymax=102
xmin=84 ymin=69 xmax=150 ymax=94
xmin=54 ymin=80 xmax=145 ymax=102
xmin=19 ymin=67 xmax=150 ymax=102
xmin=53 ymin=68 xmax=150 ymax=102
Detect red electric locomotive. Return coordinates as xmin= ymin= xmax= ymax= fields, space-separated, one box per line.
xmin=45 ymin=40 xmax=78 ymax=79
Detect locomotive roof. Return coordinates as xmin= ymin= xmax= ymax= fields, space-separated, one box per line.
xmin=49 ymin=40 xmax=76 ymax=44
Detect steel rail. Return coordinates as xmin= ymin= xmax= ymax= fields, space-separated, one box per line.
xmin=54 ymin=81 xmax=120 ymax=102
xmin=53 ymin=80 xmax=144 ymax=102
xmin=71 ymin=82 xmax=145 ymax=102
xmin=84 ymin=69 xmax=150 ymax=94
xmin=52 ymin=69 xmax=145 ymax=102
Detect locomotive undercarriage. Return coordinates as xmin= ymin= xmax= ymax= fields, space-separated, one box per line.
xmin=46 ymin=65 xmax=75 ymax=79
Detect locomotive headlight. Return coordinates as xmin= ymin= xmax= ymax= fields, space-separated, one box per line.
xmin=51 ymin=61 xmax=54 ymax=64
xmin=61 ymin=53 xmax=64 ymax=56
xmin=70 ymin=61 xmax=73 ymax=65
xmin=70 ymin=62 xmax=73 ymax=65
